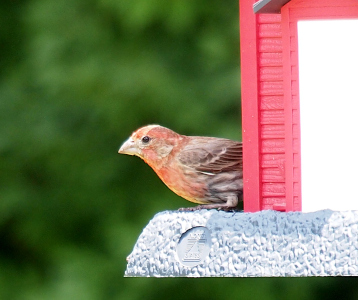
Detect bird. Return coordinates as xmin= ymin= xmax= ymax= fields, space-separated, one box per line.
xmin=118 ymin=125 xmax=243 ymax=211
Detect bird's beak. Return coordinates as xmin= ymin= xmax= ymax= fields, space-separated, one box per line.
xmin=118 ymin=137 xmax=141 ymax=156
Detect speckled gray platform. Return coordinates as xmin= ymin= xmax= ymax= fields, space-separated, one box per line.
xmin=124 ymin=210 xmax=358 ymax=277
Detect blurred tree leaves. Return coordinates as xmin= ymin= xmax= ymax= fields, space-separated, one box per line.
xmin=0 ymin=0 xmax=355 ymax=299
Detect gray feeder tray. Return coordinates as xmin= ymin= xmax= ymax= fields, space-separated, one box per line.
xmin=124 ymin=209 xmax=358 ymax=277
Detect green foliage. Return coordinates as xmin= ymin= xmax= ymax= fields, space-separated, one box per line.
xmin=0 ymin=0 xmax=355 ymax=299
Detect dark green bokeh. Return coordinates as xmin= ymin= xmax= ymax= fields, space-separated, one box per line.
xmin=1 ymin=0 xmax=357 ymax=299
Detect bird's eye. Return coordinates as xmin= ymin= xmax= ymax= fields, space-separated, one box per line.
xmin=141 ymin=136 xmax=151 ymax=144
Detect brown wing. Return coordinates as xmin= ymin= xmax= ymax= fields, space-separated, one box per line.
xmin=177 ymin=136 xmax=242 ymax=174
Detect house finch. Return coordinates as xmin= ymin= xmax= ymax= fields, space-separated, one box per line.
xmin=118 ymin=125 xmax=243 ymax=211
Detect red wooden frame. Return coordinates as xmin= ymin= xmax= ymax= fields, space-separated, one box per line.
xmin=281 ymin=0 xmax=358 ymax=212
xmin=240 ymin=0 xmax=358 ymax=212
xmin=240 ymin=0 xmax=262 ymax=212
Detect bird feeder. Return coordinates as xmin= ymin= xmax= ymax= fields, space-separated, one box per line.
xmin=124 ymin=0 xmax=358 ymax=277
xmin=240 ymin=0 xmax=358 ymax=213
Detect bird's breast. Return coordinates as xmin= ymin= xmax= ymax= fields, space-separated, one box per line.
xmin=152 ymin=164 xmax=208 ymax=204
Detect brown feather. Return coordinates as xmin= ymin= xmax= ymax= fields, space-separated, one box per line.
xmin=177 ymin=137 xmax=242 ymax=174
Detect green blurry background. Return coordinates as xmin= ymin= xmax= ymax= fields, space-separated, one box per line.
xmin=1 ymin=0 xmax=357 ymax=299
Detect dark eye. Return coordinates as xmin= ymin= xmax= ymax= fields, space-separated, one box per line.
xmin=141 ymin=136 xmax=151 ymax=144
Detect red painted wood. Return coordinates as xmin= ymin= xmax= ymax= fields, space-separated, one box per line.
xmin=261 ymin=153 xmax=285 ymax=165
xmin=262 ymin=183 xmax=286 ymax=197
xmin=282 ymin=0 xmax=358 ymax=211
xmin=258 ymin=24 xmax=282 ymax=38
xmin=256 ymin=0 xmax=358 ymax=13
xmin=280 ymin=5 xmax=295 ymax=211
xmin=272 ymin=204 xmax=287 ymax=211
xmin=257 ymin=13 xmax=286 ymax=210
xmin=240 ymin=0 xmax=262 ymax=212
xmin=259 ymin=52 xmax=283 ymax=67
xmin=259 ymin=82 xmax=284 ymax=96
xmin=259 ymin=67 xmax=284 ymax=81
xmin=258 ymin=38 xmax=283 ymax=53
xmin=258 ymin=14 xmax=283 ymax=23
xmin=240 ymin=0 xmax=358 ymax=212
xmin=260 ymin=96 xmax=284 ymax=110
xmin=261 ymin=124 xmax=285 ymax=139
xmin=261 ymin=138 xmax=285 ymax=153
xmin=260 ymin=110 xmax=285 ymax=125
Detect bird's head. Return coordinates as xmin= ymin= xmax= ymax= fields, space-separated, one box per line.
xmin=118 ymin=125 xmax=183 ymax=167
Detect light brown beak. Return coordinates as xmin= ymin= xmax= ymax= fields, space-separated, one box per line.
xmin=118 ymin=137 xmax=141 ymax=156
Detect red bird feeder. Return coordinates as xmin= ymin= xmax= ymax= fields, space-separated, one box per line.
xmin=240 ymin=0 xmax=358 ymax=213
